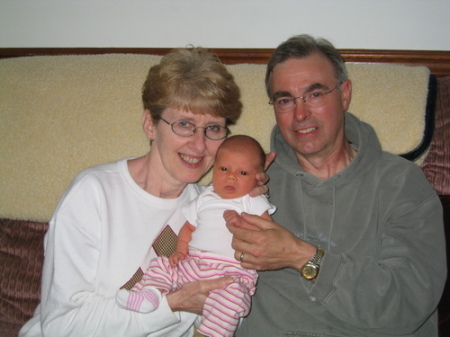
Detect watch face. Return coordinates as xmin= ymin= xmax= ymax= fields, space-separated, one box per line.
xmin=301 ymin=264 xmax=318 ymax=280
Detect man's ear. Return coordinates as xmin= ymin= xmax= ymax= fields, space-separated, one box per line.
xmin=142 ymin=109 xmax=156 ymax=140
xmin=341 ymin=79 xmax=352 ymax=111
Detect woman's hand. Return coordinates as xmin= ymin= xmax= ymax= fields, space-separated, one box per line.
xmin=249 ymin=151 xmax=276 ymax=197
xmin=166 ymin=277 xmax=233 ymax=314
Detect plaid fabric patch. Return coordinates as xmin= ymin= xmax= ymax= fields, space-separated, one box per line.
xmin=152 ymin=225 xmax=178 ymax=257
xmin=120 ymin=267 xmax=144 ymax=290
xmin=119 ymin=225 xmax=178 ymax=290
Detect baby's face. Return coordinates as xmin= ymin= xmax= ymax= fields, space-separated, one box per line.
xmin=212 ymin=147 xmax=261 ymax=199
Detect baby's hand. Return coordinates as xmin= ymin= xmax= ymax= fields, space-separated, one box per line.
xmin=169 ymin=251 xmax=186 ymax=267
xmin=224 ymin=210 xmax=261 ymax=230
xmin=224 ymin=210 xmax=243 ymax=227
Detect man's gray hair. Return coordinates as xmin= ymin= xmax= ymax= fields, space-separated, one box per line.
xmin=265 ymin=34 xmax=348 ymax=97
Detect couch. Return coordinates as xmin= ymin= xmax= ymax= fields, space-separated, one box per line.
xmin=1 ymin=48 xmax=449 ymax=337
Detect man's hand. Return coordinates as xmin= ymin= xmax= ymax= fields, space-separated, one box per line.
xmin=226 ymin=211 xmax=316 ymax=272
xmin=166 ymin=277 xmax=233 ymax=314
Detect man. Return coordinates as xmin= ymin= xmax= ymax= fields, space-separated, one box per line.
xmin=226 ymin=35 xmax=446 ymax=336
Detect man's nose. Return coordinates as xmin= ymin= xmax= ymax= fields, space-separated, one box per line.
xmin=293 ymin=98 xmax=311 ymax=122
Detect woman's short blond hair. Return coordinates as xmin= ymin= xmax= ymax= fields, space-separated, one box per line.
xmin=142 ymin=47 xmax=242 ymax=125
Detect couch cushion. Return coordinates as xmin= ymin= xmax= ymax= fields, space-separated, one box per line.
xmin=0 ymin=219 xmax=48 ymax=325
xmin=421 ymin=76 xmax=450 ymax=195
xmin=0 ymin=55 xmax=432 ymax=222
xmin=0 ymin=321 xmax=22 ymax=337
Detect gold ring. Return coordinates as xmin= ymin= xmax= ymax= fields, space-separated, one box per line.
xmin=239 ymin=252 xmax=245 ymax=262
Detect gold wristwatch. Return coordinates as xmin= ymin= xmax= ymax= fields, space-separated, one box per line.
xmin=301 ymin=247 xmax=325 ymax=280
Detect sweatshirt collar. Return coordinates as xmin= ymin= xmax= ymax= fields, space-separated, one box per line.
xmin=270 ymin=112 xmax=382 ymax=185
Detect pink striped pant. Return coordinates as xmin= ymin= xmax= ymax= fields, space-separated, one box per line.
xmin=132 ymin=250 xmax=258 ymax=337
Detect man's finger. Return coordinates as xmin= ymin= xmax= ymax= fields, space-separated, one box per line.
xmin=264 ymin=151 xmax=276 ymax=171
xmin=241 ymin=212 xmax=277 ymax=231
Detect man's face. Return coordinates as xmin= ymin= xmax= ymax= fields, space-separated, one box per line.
xmin=268 ymin=53 xmax=352 ymax=163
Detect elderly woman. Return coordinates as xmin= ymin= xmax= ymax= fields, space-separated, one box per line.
xmin=19 ymin=48 xmax=268 ymax=337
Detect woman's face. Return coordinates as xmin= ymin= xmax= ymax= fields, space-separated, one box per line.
xmin=144 ymin=108 xmax=226 ymax=185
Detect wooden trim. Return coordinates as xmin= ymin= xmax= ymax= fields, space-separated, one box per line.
xmin=339 ymin=49 xmax=450 ymax=77
xmin=1 ymin=48 xmax=450 ymax=77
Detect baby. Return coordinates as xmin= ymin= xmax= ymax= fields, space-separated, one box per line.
xmin=116 ymin=135 xmax=276 ymax=337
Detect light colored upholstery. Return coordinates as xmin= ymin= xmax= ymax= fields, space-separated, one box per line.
xmin=0 ymin=54 xmax=431 ymax=221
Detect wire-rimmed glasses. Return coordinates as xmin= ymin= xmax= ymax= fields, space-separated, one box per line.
xmin=269 ymin=83 xmax=341 ymax=113
xmin=160 ymin=117 xmax=229 ymax=140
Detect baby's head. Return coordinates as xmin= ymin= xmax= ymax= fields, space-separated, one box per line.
xmin=212 ymin=135 xmax=265 ymax=199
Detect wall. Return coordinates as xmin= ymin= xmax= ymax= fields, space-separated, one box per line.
xmin=0 ymin=0 xmax=449 ymax=50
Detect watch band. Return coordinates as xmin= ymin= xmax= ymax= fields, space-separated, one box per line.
xmin=301 ymin=247 xmax=325 ymax=280
xmin=312 ymin=247 xmax=325 ymax=265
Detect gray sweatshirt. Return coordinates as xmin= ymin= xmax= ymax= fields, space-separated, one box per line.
xmin=238 ymin=112 xmax=446 ymax=337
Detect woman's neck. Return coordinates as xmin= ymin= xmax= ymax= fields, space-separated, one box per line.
xmin=128 ymin=154 xmax=187 ymax=199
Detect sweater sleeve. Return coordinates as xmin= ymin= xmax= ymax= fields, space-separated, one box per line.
xmin=310 ymin=179 xmax=446 ymax=334
xmin=36 ymin=172 xmax=196 ymax=337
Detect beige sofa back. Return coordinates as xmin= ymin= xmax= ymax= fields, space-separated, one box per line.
xmin=0 ymin=54 xmax=431 ymax=222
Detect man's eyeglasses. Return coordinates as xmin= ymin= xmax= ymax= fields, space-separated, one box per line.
xmin=269 ymin=83 xmax=341 ymax=113
xmin=160 ymin=117 xmax=229 ymax=140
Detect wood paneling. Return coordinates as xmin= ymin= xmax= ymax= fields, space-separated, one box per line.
xmin=1 ymin=48 xmax=450 ymax=77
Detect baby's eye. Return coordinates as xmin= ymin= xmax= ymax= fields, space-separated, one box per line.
xmin=220 ymin=167 xmax=228 ymax=171
xmin=239 ymin=171 xmax=248 ymax=176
